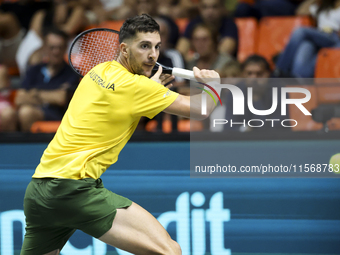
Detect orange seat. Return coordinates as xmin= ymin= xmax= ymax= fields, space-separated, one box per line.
xmin=315 ymin=48 xmax=340 ymax=78
xmin=235 ymin=18 xmax=258 ymax=63
xmin=175 ymin=18 xmax=189 ymax=35
xmin=7 ymin=66 xmax=19 ymax=76
xmin=256 ymin=16 xmax=312 ymax=67
xmin=238 ymin=0 xmax=255 ymax=4
xmin=30 ymin=121 xmax=61 ymax=133
xmin=145 ymin=119 xmax=203 ymax=133
xmin=99 ymin=20 xmax=125 ymax=31
xmin=8 ymin=89 xmax=17 ymax=106
xmin=84 ymin=24 xmax=97 ymax=31
xmin=177 ymin=119 xmax=203 ymax=132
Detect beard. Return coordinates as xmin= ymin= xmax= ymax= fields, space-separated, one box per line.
xmin=128 ymin=52 xmax=154 ymax=76
xmin=128 ymin=52 xmax=145 ymax=75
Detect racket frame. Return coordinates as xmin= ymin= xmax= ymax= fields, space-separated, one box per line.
xmin=68 ymin=28 xmax=120 ymax=77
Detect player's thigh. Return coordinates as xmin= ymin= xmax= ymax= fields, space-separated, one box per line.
xmin=21 ymin=226 xmax=75 ymax=255
xmin=98 ymin=202 xmax=181 ymax=255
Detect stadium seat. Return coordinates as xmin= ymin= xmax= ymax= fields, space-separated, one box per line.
xmin=30 ymin=121 xmax=61 ymax=133
xmin=256 ymin=16 xmax=312 ymax=67
xmin=99 ymin=20 xmax=125 ymax=31
xmin=145 ymin=119 xmax=203 ymax=133
xmin=8 ymin=89 xmax=17 ymax=106
xmin=175 ymin=18 xmax=189 ymax=35
xmin=83 ymin=25 xmax=97 ymax=31
xmin=235 ymin=17 xmax=258 ymax=63
xmin=7 ymin=66 xmax=19 ymax=76
xmin=315 ymin=48 xmax=340 ymax=78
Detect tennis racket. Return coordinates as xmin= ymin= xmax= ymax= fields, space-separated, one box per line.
xmin=68 ymin=28 xmax=195 ymax=79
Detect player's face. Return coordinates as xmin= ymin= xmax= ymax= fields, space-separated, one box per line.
xmin=128 ymin=32 xmax=161 ymax=77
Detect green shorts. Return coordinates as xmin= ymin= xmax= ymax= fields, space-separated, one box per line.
xmin=21 ymin=178 xmax=132 ymax=255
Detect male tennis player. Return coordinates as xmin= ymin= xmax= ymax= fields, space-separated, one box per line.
xmin=21 ymin=14 xmax=220 ymax=255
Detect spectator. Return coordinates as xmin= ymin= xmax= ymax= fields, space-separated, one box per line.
xmin=176 ymin=0 xmax=238 ymax=61
xmin=155 ymin=16 xmax=186 ymax=86
xmin=136 ymin=0 xmax=180 ymax=47
xmin=220 ymin=59 xmax=242 ymax=79
xmin=13 ymin=28 xmax=79 ymax=132
xmin=274 ymin=0 xmax=340 ymax=78
xmin=0 ymin=12 xmax=23 ymax=69
xmin=143 ymin=17 xmax=186 ymax=132
xmin=234 ymin=0 xmax=304 ymax=20
xmin=0 ymin=0 xmax=50 ymax=69
xmin=186 ymin=23 xmax=233 ymax=75
xmin=157 ymin=0 xmax=199 ymax=19
xmin=82 ymin=0 xmax=134 ymax=24
xmin=0 ymin=65 xmax=16 ymax=132
xmin=16 ymin=0 xmax=87 ymax=76
xmin=0 ymin=0 xmax=50 ymax=31
xmin=223 ymin=55 xmax=287 ymax=132
xmin=208 ymin=60 xmax=241 ymax=132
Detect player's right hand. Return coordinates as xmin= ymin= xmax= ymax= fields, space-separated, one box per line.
xmin=193 ymin=66 xmax=220 ymax=84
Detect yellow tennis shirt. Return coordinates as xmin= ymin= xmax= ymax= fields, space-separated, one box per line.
xmin=33 ymin=61 xmax=179 ymax=180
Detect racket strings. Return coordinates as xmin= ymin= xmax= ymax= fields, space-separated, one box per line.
xmin=70 ymin=30 xmax=120 ymax=76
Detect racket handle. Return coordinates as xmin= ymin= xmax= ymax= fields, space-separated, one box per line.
xmin=172 ymin=67 xmax=195 ymax=80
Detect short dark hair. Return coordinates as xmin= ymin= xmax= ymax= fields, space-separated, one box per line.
xmin=241 ymin=54 xmax=271 ymax=72
xmin=191 ymin=23 xmax=219 ymax=47
xmin=119 ymin=14 xmax=160 ymax=43
xmin=43 ymin=27 xmax=69 ymax=43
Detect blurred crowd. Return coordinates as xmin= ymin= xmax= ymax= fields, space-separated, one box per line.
xmin=0 ymin=0 xmax=340 ymax=133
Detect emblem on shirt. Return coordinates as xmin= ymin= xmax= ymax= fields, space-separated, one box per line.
xmin=163 ymin=90 xmax=172 ymax=98
xmin=88 ymin=70 xmax=115 ymax=91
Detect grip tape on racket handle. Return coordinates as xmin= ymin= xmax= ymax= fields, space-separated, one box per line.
xmin=172 ymin=67 xmax=195 ymax=80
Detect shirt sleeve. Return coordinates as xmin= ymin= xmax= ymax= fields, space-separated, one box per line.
xmin=133 ymin=75 xmax=179 ymax=119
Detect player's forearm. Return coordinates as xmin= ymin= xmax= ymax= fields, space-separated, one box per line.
xmin=189 ymin=93 xmax=218 ymax=120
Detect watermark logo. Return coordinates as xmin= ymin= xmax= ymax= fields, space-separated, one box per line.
xmin=197 ymin=83 xmax=222 ymax=115
xmin=200 ymin=83 xmax=311 ymax=128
